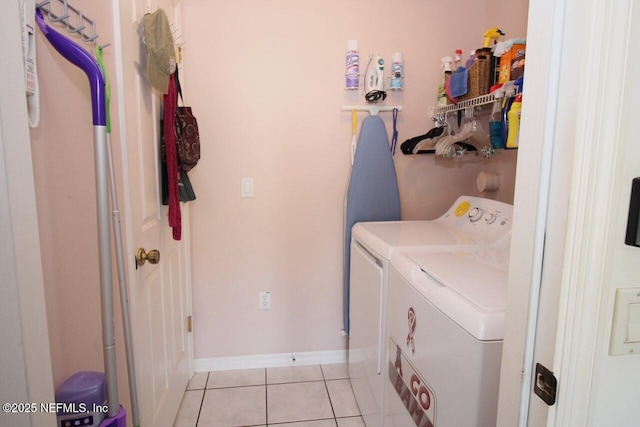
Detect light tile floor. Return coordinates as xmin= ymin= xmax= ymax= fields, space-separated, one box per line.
xmin=173 ymin=363 xmax=365 ymax=427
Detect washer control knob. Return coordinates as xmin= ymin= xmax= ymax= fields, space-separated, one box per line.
xmin=485 ymin=212 xmax=498 ymax=224
xmin=468 ymin=207 xmax=484 ymax=222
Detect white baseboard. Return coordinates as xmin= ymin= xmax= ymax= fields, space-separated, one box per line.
xmin=194 ymin=349 xmax=348 ymax=372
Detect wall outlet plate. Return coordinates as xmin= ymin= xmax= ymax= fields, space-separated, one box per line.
xmin=259 ymin=291 xmax=271 ymax=310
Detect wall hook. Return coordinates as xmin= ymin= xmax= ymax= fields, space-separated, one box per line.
xmin=67 ymin=10 xmax=86 ymax=34
xmin=37 ymin=0 xmax=109 ymax=48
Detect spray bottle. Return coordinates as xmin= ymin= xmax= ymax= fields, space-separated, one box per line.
xmin=454 ymin=49 xmax=463 ymax=70
xmin=345 ymin=40 xmax=359 ymax=89
xmin=437 ymin=56 xmax=453 ymax=106
xmin=482 ymin=27 xmax=505 ymax=85
xmin=476 ymin=27 xmax=504 ymax=61
xmin=483 ymin=27 xmax=505 ymax=49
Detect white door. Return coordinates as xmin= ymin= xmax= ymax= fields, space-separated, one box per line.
xmin=113 ymin=0 xmax=192 ymax=425
xmin=520 ymin=0 xmax=639 ymax=425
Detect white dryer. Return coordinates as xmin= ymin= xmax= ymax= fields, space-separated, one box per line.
xmin=384 ymin=246 xmax=510 ymax=427
xmin=348 ymin=196 xmax=513 ymax=427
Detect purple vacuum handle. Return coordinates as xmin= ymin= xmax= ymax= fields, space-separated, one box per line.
xmin=36 ymin=9 xmax=106 ymax=126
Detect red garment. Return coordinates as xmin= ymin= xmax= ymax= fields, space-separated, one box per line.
xmin=163 ymin=74 xmax=181 ymax=240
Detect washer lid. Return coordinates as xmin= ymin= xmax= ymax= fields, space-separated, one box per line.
xmin=409 ymin=251 xmax=508 ymax=312
xmin=404 ymin=250 xmax=509 ymax=341
xmin=353 ymin=221 xmax=477 ymax=260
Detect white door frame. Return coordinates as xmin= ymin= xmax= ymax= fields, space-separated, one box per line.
xmin=0 ymin=2 xmax=55 ymax=426
xmin=547 ymin=0 xmax=637 ymax=425
xmin=499 ymin=0 xmax=637 ymax=425
xmin=497 ymin=0 xmax=570 ymax=420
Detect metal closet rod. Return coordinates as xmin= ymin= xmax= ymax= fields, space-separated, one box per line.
xmin=36 ymin=0 xmax=110 ymax=49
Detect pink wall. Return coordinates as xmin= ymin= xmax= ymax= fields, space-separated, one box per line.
xmin=182 ymin=0 xmax=526 ymax=360
xmin=486 ymin=0 xmax=530 ymax=40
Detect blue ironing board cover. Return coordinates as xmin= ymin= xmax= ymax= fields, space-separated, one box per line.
xmin=344 ymin=115 xmax=401 ymax=334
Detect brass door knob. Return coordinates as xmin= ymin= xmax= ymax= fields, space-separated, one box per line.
xmin=136 ymin=248 xmax=160 ymax=268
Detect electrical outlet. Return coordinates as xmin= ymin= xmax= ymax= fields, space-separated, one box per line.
xmin=259 ymin=291 xmax=271 ymax=310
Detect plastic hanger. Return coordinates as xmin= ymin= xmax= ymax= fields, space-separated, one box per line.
xmin=412 ymin=122 xmax=450 ymax=153
xmin=436 ymin=118 xmax=489 ymax=156
xmin=400 ymin=126 xmax=445 ymax=154
xmin=435 ymin=120 xmax=472 ymax=155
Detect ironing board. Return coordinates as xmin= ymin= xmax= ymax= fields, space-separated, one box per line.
xmin=344 ymin=115 xmax=401 ymax=334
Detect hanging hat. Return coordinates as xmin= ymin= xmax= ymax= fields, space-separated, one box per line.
xmin=142 ymin=9 xmax=176 ymax=93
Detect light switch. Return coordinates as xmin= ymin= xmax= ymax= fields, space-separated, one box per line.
xmin=627 ymin=303 xmax=640 ymax=343
xmin=610 ymin=287 xmax=640 ymax=355
xmin=241 ymin=177 xmax=254 ymax=197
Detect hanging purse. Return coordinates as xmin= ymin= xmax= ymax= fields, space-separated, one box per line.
xmin=174 ymin=67 xmax=200 ymax=171
xmin=160 ymin=113 xmax=196 ymax=204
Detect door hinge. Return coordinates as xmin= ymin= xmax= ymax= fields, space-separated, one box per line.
xmin=187 ymin=315 xmax=192 ymax=333
xmin=534 ymin=363 xmax=557 ymax=406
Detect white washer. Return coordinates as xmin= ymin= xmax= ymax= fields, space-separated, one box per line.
xmin=348 ymin=196 xmax=513 ymax=427
xmin=384 ymin=246 xmax=510 ymax=427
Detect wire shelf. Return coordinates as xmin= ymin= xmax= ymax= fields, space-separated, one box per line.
xmin=430 ymin=93 xmax=497 ymax=116
xmin=430 ymin=89 xmax=520 ymax=117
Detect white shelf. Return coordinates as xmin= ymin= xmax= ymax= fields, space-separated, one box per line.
xmin=430 ymin=89 xmax=519 ymax=117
